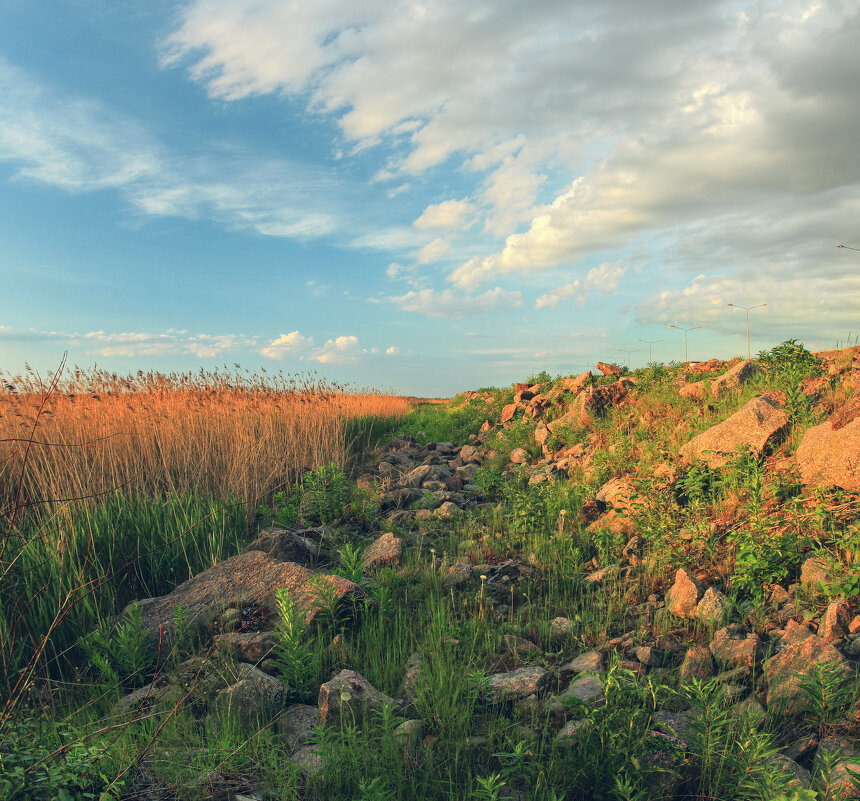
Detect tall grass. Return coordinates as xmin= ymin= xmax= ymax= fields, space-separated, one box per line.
xmin=0 ymin=365 xmax=412 ymax=515
xmin=0 ymin=363 xmax=412 ymax=708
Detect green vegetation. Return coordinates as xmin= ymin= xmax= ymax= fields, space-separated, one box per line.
xmin=3 ymin=342 xmax=860 ymax=800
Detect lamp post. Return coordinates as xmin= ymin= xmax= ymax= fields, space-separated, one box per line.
xmin=727 ymin=303 xmax=766 ymax=360
xmin=638 ymin=338 xmax=663 ymax=365
xmin=619 ymin=348 xmax=642 ymax=370
xmin=668 ymin=324 xmax=701 ymax=364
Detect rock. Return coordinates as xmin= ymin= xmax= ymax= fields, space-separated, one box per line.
xmin=830 ymin=395 xmax=860 ymax=430
xmin=710 ymin=360 xmax=762 ymax=397
xmin=652 ymin=709 xmax=694 ymax=745
xmin=278 ymin=704 xmax=318 ymax=752
xmin=549 ymin=617 xmax=575 ymax=639
xmin=443 ymin=562 xmax=473 ymax=587
xmin=709 ymin=626 xmax=761 ymax=669
xmin=405 ymin=465 xmax=432 ymax=486
xmin=796 ymin=415 xmax=860 ymax=491
xmin=680 ymin=395 xmax=789 ymax=468
xmin=664 ymin=569 xmax=705 ymax=618
xmin=509 ymin=447 xmax=529 ymax=464
xmin=138 ymin=551 xmax=366 ymax=655
xmin=696 ymin=588 xmax=731 ymax=626
xmin=394 ymin=719 xmax=424 ymax=748
xmin=534 ymin=423 xmax=549 ymax=447
xmin=503 ymin=634 xmax=539 ymax=655
xmin=813 ymin=737 xmax=860 ymax=800
xmin=596 ymin=362 xmax=621 ymax=376
xmin=766 ymin=754 xmax=811 ymax=790
xmin=679 ymin=381 xmax=705 ymax=401
xmin=635 ymin=646 xmax=662 ymax=667
xmin=818 ymin=601 xmax=851 ymax=641
xmin=800 ymin=555 xmax=832 ymax=593
xmin=679 ymin=646 xmax=714 ymax=683
xmin=247 ymin=527 xmax=323 ymax=565
xmin=289 ymin=745 xmax=324 ymax=777
xmin=733 ymin=696 xmax=767 ymax=728
xmin=557 ymin=674 xmax=604 ymax=707
xmin=318 ymin=670 xmax=399 ymax=727
xmin=766 ymin=635 xmax=851 ymax=716
xmin=486 ymin=667 xmax=549 ymax=702
xmin=558 ymin=652 xmax=604 ymax=684
xmin=556 ymin=718 xmax=591 ymax=740
xmin=561 ymin=372 xmax=591 ymax=394
xmin=500 ymin=403 xmax=519 ymax=424
xmin=113 ymin=682 xmax=170 ymax=717
xmin=435 ymin=501 xmax=461 ymax=519
xmin=583 ymin=382 xmax=630 ymax=423
xmin=378 ymin=487 xmax=423 ymax=508
xmin=215 ymin=663 xmax=286 ymax=726
xmin=362 ymin=532 xmax=402 ymax=570
xmin=213 ymin=631 xmax=276 ymax=663
xmin=595 ymin=476 xmax=636 ymax=512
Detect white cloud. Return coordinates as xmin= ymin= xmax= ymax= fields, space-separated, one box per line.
xmin=385 ymin=345 xmax=399 ymax=356
xmin=375 ymin=287 xmax=522 ymax=319
xmin=535 ymin=261 xmax=630 ymax=310
xmin=260 ymin=331 xmax=315 ymax=359
xmin=310 ymin=335 xmax=361 ymax=364
xmin=416 ymin=237 xmax=450 ymax=264
xmin=413 ymin=199 xmax=475 ymax=231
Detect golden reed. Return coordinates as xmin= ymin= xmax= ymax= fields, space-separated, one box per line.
xmin=1 ymin=364 xmax=412 ymax=515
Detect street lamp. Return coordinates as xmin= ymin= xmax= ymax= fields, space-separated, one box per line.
xmin=727 ymin=303 xmax=766 ymax=360
xmin=668 ymin=323 xmax=701 ymax=364
xmin=638 ymin=338 xmax=663 ymax=365
xmin=619 ymin=348 xmax=642 ymax=369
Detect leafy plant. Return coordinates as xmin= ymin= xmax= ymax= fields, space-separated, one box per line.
xmin=799 ymin=661 xmax=854 ymax=727
xmin=78 ymin=602 xmax=155 ymax=688
xmin=271 ymin=587 xmax=314 ymax=701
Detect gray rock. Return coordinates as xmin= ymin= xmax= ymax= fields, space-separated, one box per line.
xmin=318 ymin=669 xmax=399 ymax=727
xmin=289 ymin=745 xmax=323 ymax=777
xmin=486 ymin=667 xmax=549 ymax=702
xmin=766 ymin=754 xmax=811 ymax=790
xmin=278 ymin=704 xmax=318 ymax=752
xmin=558 ymin=674 xmax=604 ymax=706
xmin=549 ymin=616 xmax=575 ymax=639
xmin=696 ymin=587 xmax=731 ymax=626
xmin=394 ymin=719 xmax=424 ymax=748
xmin=215 ymin=663 xmax=286 ymax=726
xmin=709 ymin=626 xmax=761 ymax=669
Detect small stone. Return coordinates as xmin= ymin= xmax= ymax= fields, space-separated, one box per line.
xmin=503 ymin=634 xmax=539 ymax=654
xmin=215 ymin=663 xmax=286 ymax=727
xmin=556 ymin=718 xmax=591 ymax=740
xmin=510 ymin=447 xmax=529 ymax=464
xmin=766 ymin=754 xmax=811 ymax=790
xmin=317 ymin=669 xmax=399 ymax=727
xmin=279 ymin=704 xmax=318 ymax=752
xmin=362 ymin=532 xmax=403 ymax=570
xmin=558 ymin=651 xmax=604 ymax=684
xmin=800 ymin=555 xmax=832 ymax=593
xmin=733 ymin=696 xmax=767 ymax=728
xmin=549 ymin=617 xmax=575 ymax=639
xmin=558 ymin=674 xmax=605 ymax=706
xmin=443 ymin=561 xmax=473 ymax=587
xmin=289 ymin=745 xmax=323 ymax=777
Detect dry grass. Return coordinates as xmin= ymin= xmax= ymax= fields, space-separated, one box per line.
xmin=1 ymin=363 xmax=412 ymax=517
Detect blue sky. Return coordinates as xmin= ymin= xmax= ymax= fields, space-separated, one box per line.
xmin=1 ymin=0 xmax=859 ymax=395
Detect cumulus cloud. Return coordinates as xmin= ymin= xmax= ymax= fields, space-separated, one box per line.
xmin=535 ymin=261 xmax=630 ymax=311
xmin=385 ymin=345 xmax=399 ymax=356
xmin=375 ymin=287 xmax=522 ymax=319
xmin=413 ymin=199 xmax=475 ymax=231
xmin=260 ymin=331 xmax=315 ymax=359
xmin=310 ymin=335 xmax=361 ymax=364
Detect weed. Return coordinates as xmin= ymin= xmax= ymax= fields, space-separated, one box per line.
xmin=272 ymin=588 xmax=314 ymax=701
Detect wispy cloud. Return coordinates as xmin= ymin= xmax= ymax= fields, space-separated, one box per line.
xmin=535 ymin=261 xmax=630 ymax=311
xmin=372 ymin=287 xmax=522 ymax=319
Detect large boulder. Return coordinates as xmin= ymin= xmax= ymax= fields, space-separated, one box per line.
xmin=766 ymin=635 xmax=851 ymax=716
xmin=318 ymin=670 xmax=399 ymax=727
xmin=137 ymin=550 xmax=366 ymax=654
xmin=595 ymin=476 xmax=636 ymax=513
xmin=795 ymin=415 xmax=860 ymax=492
xmin=247 ymin=527 xmax=324 ymax=565
xmin=679 ymin=395 xmax=789 ymax=468
xmin=710 ymin=360 xmax=762 ymax=397
xmin=596 ymin=362 xmax=622 ymax=376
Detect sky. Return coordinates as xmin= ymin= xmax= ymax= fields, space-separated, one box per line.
xmin=1 ymin=0 xmax=859 ymax=396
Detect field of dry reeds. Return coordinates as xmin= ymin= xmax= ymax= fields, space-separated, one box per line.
xmin=0 ymin=362 xmax=411 ymax=691
xmin=0 ymin=363 xmax=411 ymax=516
